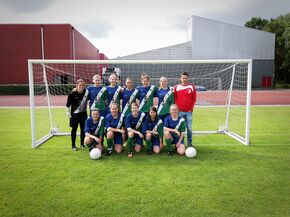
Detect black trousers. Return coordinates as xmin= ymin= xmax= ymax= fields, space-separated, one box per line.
xmin=70 ymin=112 xmax=87 ymax=148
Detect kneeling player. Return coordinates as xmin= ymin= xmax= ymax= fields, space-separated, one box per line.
xmin=142 ymin=106 xmax=163 ymax=155
xmin=125 ymin=102 xmax=146 ymax=157
xmin=105 ymin=102 xmax=125 ymax=155
xmin=163 ymin=104 xmax=186 ymax=155
xmin=84 ymin=109 xmax=104 ymax=152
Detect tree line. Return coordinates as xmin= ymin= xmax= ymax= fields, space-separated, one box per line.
xmin=245 ymin=13 xmax=290 ymax=87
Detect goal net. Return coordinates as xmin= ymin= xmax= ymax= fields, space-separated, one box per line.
xmin=28 ymin=59 xmax=252 ymax=148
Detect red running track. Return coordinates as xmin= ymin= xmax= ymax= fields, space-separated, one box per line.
xmin=0 ymin=90 xmax=290 ymax=107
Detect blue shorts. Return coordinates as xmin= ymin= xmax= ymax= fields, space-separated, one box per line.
xmin=113 ymin=132 xmax=123 ymax=145
xmin=171 ymin=133 xmax=184 ymax=145
xmin=86 ymin=140 xmax=100 ymax=150
xmin=133 ymin=134 xmax=143 ymax=146
xmin=151 ymin=135 xmax=161 ymax=147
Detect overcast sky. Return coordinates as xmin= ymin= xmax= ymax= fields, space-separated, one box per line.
xmin=0 ymin=0 xmax=289 ymax=58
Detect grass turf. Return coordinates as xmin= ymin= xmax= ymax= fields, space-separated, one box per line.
xmin=0 ymin=107 xmax=289 ymax=217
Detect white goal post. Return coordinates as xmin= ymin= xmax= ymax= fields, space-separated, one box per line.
xmin=28 ymin=59 xmax=252 ymax=148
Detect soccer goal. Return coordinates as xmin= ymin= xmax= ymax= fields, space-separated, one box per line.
xmin=28 ymin=59 xmax=252 ymax=148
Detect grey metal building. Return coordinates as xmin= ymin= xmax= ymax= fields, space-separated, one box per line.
xmin=117 ymin=15 xmax=275 ymax=88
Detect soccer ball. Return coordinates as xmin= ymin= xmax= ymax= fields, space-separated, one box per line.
xmin=89 ymin=148 xmax=101 ymax=160
xmin=185 ymin=147 xmax=197 ymax=158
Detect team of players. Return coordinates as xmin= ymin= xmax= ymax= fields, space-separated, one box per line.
xmin=66 ymin=72 xmax=196 ymax=157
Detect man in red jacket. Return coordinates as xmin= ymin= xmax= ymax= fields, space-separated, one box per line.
xmin=174 ymin=72 xmax=196 ymax=147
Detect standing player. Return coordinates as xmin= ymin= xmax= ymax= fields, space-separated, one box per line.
xmin=121 ymin=77 xmax=139 ymax=117
xmin=106 ymin=74 xmax=122 ymax=115
xmin=105 ymin=102 xmax=125 ymax=155
xmin=84 ymin=109 xmax=105 ymax=152
xmin=163 ymin=104 xmax=186 ymax=155
xmin=174 ymin=72 xmax=197 ymax=147
xmin=66 ymin=79 xmax=88 ymax=151
xmin=157 ymin=76 xmax=174 ymax=122
xmin=142 ymin=106 xmax=163 ymax=155
xmin=136 ymin=73 xmax=158 ymax=116
xmin=125 ymin=103 xmax=146 ymax=158
xmin=87 ymin=74 xmax=107 ymax=117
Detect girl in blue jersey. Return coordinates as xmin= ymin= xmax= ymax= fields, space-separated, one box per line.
xmin=66 ymin=79 xmax=88 ymax=151
xmin=121 ymin=77 xmax=139 ymax=117
xmin=163 ymin=104 xmax=186 ymax=156
xmin=125 ymin=102 xmax=146 ymax=158
xmin=157 ymin=76 xmax=174 ymax=122
xmin=87 ymin=74 xmax=107 ymax=117
xmin=84 ymin=109 xmax=105 ymax=152
xmin=142 ymin=106 xmax=163 ymax=155
xmin=136 ymin=73 xmax=157 ymax=116
xmin=105 ymin=102 xmax=125 ymax=155
xmin=106 ymin=74 xmax=122 ymax=115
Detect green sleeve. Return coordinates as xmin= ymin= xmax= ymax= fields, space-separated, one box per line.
xmin=170 ymin=92 xmax=174 ymax=104
xmin=99 ymin=119 xmax=105 ymax=137
xmin=179 ymin=121 xmax=186 ymax=133
xmin=158 ymin=122 xmax=163 ymax=138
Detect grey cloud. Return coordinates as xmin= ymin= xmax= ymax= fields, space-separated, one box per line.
xmin=202 ymin=0 xmax=290 ymax=26
xmin=77 ymin=19 xmax=113 ymax=39
xmin=0 ymin=0 xmax=56 ymax=13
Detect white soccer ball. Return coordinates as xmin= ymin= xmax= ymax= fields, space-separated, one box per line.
xmin=89 ymin=148 xmax=101 ymax=160
xmin=185 ymin=147 xmax=197 ymax=158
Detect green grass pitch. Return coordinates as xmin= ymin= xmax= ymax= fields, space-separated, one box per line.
xmin=0 ymin=107 xmax=289 ymax=217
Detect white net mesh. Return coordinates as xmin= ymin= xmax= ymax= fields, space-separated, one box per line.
xmin=29 ymin=60 xmax=251 ymax=147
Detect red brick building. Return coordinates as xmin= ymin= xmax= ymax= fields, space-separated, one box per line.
xmin=0 ymin=24 xmax=107 ymax=84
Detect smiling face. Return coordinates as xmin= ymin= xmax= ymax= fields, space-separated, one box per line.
xmin=126 ymin=79 xmax=133 ymax=90
xmin=131 ymin=103 xmax=139 ymax=116
xmin=142 ymin=77 xmax=149 ymax=87
xmin=149 ymin=109 xmax=157 ymax=120
xmin=93 ymin=75 xmax=102 ymax=86
xmin=170 ymin=104 xmax=179 ymax=118
xmin=76 ymin=81 xmax=85 ymax=93
xmin=159 ymin=77 xmax=168 ymax=89
xmin=91 ymin=110 xmax=100 ymax=121
xmin=110 ymin=74 xmax=118 ymax=86
xmin=110 ymin=103 xmax=119 ymax=116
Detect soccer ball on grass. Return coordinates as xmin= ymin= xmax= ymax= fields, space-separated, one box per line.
xmin=185 ymin=147 xmax=197 ymax=158
xmin=89 ymin=148 xmax=101 ymax=160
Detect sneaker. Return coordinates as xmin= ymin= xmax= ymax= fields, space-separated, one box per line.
xmin=188 ymin=143 xmax=193 ymax=147
xmin=72 ymin=147 xmax=78 ymax=151
xmin=81 ymin=145 xmax=86 ymax=149
xmin=167 ymin=150 xmax=174 ymax=156
xmin=106 ymin=149 xmax=113 ymax=156
xmin=128 ymin=152 xmax=133 ymax=158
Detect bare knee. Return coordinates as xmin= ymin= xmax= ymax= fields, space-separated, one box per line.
xmin=84 ymin=137 xmax=92 ymax=145
xmin=153 ymin=147 xmax=160 ymax=154
xmin=107 ymin=131 xmax=114 ymax=139
xmin=145 ymin=132 xmax=152 ymax=140
xmin=135 ymin=145 xmax=142 ymax=152
xmin=164 ymin=131 xmax=171 ymax=139
xmin=128 ymin=131 xmax=134 ymax=138
xmin=115 ymin=145 xmax=122 ymax=153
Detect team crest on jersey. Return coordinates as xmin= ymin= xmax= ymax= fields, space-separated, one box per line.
xmin=187 ymin=89 xmax=192 ymax=94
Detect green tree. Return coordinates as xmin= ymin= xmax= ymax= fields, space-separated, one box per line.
xmin=245 ymin=17 xmax=269 ymax=30
xmin=245 ymin=13 xmax=290 ymax=86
